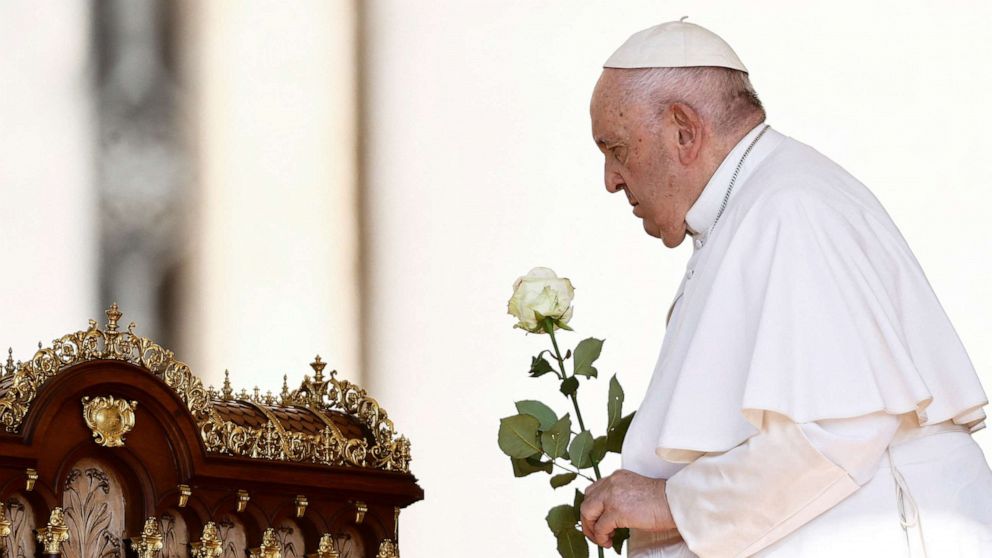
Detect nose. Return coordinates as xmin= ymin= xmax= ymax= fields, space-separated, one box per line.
xmin=605 ymin=169 xmax=626 ymax=194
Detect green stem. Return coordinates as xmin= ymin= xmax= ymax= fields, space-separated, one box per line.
xmin=546 ymin=324 xmax=604 ymax=481
xmin=546 ymin=321 xmax=609 ymax=557
xmin=545 ymin=454 xmax=595 ymax=482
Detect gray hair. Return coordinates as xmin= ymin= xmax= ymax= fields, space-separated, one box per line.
xmin=619 ymin=67 xmax=765 ymax=135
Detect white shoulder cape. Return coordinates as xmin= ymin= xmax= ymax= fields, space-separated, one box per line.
xmin=643 ymin=131 xmax=987 ymax=465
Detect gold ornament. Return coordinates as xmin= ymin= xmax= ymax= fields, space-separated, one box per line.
xmin=130 ymin=517 xmax=164 ymax=558
xmin=178 ymin=484 xmax=191 ymax=508
xmin=236 ymin=490 xmax=250 ymax=513
xmin=0 ymin=306 xmax=411 ymax=472
xmin=82 ymin=395 xmax=138 ymax=447
xmin=354 ymin=501 xmax=367 ymax=525
xmin=36 ymin=507 xmax=69 ymax=555
xmin=191 ymin=522 xmax=222 ymax=558
xmin=315 ymin=534 xmax=339 ymax=558
xmin=376 ymin=539 xmax=399 ymax=558
xmin=248 ymin=528 xmax=281 ymax=558
xmin=0 ymin=504 xmax=11 ymax=537
xmin=294 ymin=495 xmax=308 ymax=518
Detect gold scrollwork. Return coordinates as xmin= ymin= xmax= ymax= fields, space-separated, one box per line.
xmin=82 ymin=395 xmax=138 ymax=447
xmin=0 ymin=306 xmax=411 ymax=472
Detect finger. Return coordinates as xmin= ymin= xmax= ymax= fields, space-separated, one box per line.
xmin=580 ymin=491 xmax=605 ymax=541
xmin=592 ymin=510 xmax=620 ymax=547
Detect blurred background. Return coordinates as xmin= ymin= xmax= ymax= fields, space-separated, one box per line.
xmin=1 ymin=1 xmax=990 ymax=555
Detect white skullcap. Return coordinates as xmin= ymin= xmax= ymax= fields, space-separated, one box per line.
xmin=604 ymin=19 xmax=748 ymax=73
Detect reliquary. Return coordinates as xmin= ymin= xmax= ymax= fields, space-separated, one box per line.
xmin=0 ymin=305 xmax=422 ymax=558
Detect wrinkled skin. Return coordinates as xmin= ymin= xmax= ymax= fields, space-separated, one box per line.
xmin=589 ymin=69 xmax=738 ymax=248
xmin=580 ymin=469 xmax=681 ymax=547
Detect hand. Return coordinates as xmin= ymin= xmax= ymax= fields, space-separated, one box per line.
xmin=580 ymin=469 xmax=678 ymax=547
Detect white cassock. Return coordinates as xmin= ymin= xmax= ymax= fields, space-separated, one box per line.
xmin=621 ymin=123 xmax=992 ymax=557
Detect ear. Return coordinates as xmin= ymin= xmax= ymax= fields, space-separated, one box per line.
xmin=669 ymin=103 xmax=704 ymax=165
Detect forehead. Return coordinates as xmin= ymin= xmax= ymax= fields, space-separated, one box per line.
xmin=590 ymin=71 xmax=629 ymax=142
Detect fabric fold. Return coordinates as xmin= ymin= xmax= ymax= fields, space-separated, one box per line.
xmin=646 ymin=140 xmax=987 ymax=464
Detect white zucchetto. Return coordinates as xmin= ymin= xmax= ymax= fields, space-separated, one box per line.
xmin=604 ymin=19 xmax=748 ymax=73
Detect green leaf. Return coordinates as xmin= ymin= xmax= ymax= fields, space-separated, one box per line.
xmin=569 ymin=430 xmax=594 ymax=469
xmin=607 ymin=374 xmax=624 ymax=430
xmin=541 ymin=414 xmax=572 ymax=459
xmin=612 ymin=528 xmax=630 ymax=555
xmin=511 ymin=456 xmax=553 ymax=477
xmin=573 ymin=488 xmax=585 ymax=510
xmin=605 ymin=412 xmax=635 ymax=454
xmin=516 ymin=400 xmax=558 ymax=430
xmin=556 ymin=529 xmax=589 ymax=558
xmin=591 ymin=435 xmax=608 ymax=465
xmin=555 ymin=320 xmax=574 ymax=332
xmin=560 ymin=376 xmax=579 ymax=396
xmin=529 ymin=355 xmax=555 ymax=378
xmin=498 ymin=414 xmax=542 ymax=458
xmin=573 ymin=338 xmax=604 ymax=378
xmin=546 ymin=504 xmax=579 ymax=535
xmin=550 ymin=472 xmax=578 ymax=489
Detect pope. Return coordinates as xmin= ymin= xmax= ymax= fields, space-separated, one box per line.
xmin=580 ymin=19 xmax=992 ymax=557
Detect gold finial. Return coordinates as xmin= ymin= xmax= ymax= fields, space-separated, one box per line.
xmin=280 ymin=375 xmax=290 ymax=404
xmin=106 ymin=303 xmax=123 ymax=332
xmin=222 ymin=370 xmax=233 ymax=401
xmin=238 ymin=388 xmax=249 ymax=400
xmin=294 ymin=495 xmax=308 ymax=518
xmin=310 ymin=355 xmax=326 ymax=382
xmin=236 ymin=489 xmax=250 ymax=513
xmin=191 ymin=522 xmax=222 ymax=558
xmin=252 ymin=386 xmax=261 ymax=402
xmin=207 ymin=386 xmax=218 ymax=400
xmin=0 ymin=504 xmax=11 ymax=537
xmin=376 ymin=539 xmax=399 ymax=558
xmin=177 ymin=484 xmax=191 ymax=508
xmin=248 ymin=528 xmax=281 ymax=558
xmin=26 ymin=468 xmax=38 ymax=492
xmin=4 ymin=348 xmax=14 ymax=376
xmin=36 ymin=507 xmax=69 ymax=555
xmin=130 ymin=517 xmax=164 ymax=558
xmin=316 ymin=534 xmax=339 ymax=558
xmin=264 ymin=390 xmax=274 ymax=405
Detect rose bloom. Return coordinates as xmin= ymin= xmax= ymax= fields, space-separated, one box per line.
xmin=507 ymin=267 xmax=575 ymax=333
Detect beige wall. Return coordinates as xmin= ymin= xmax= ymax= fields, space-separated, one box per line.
xmin=180 ymin=0 xmax=362 ymax=390
xmin=363 ymin=1 xmax=992 ymax=554
xmin=0 ymin=1 xmax=97 ymax=353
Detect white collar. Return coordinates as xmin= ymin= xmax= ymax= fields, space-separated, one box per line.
xmin=685 ymin=123 xmax=783 ymax=248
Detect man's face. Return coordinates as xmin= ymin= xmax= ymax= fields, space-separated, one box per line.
xmin=589 ymin=71 xmax=695 ymax=248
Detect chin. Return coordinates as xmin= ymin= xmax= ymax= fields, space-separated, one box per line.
xmin=645 ymin=222 xmax=685 ymax=248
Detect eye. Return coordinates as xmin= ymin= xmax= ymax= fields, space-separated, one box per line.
xmin=612 ymin=146 xmax=628 ymax=163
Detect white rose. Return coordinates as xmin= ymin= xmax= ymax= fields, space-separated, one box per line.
xmin=507 ymin=267 xmax=575 ymax=333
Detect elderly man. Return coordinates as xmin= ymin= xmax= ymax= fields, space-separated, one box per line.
xmin=580 ymin=20 xmax=992 ymax=557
